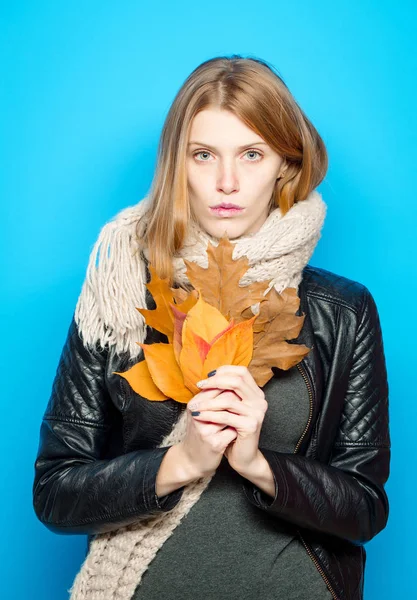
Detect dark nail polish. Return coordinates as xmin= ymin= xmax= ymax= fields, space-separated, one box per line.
xmin=191 ymin=411 xmax=201 ymax=416
xmin=207 ymin=370 xmax=216 ymax=377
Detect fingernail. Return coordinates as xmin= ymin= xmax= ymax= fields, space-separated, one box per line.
xmin=191 ymin=411 xmax=200 ymax=416
xmin=207 ymin=370 xmax=216 ymax=377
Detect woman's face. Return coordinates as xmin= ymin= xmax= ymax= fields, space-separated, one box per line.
xmin=186 ymin=108 xmax=286 ymax=240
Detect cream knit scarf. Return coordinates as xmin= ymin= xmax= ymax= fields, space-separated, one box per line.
xmin=69 ymin=189 xmax=327 ymax=599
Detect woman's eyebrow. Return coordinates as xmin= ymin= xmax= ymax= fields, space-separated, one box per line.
xmin=188 ymin=141 xmax=268 ymax=151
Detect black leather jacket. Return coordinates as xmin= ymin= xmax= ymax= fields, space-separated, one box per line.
xmin=32 ymin=264 xmax=390 ymax=600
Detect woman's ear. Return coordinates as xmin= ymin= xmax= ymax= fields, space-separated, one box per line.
xmin=277 ymin=161 xmax=288 ymax=179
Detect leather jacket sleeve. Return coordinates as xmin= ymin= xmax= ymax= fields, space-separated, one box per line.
xmin=242 ymin=287 xmax=390 ymax=545
xmin=32 ymin=316 xmax=184 ymax=535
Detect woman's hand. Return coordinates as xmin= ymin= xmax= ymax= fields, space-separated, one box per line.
xmin=188 ymin=365 xmax=268 ymax=474
xmin=179 ymin=387 xmax=238 ymax=480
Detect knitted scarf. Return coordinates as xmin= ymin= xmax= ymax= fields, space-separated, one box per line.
xmin=69 ymin=189 xmax=327 ymax=599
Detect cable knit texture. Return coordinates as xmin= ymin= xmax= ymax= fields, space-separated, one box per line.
xmin=69 ymin=189 xmax=327 ymax=599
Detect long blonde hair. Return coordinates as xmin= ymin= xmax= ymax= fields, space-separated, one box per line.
xmin=136 ymin=54 xmax=328 ymax=286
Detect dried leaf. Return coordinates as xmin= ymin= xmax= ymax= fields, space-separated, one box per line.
xmin=113 ymin=359 xmax=169 ymax=401
xmin=113 ymin=235 xmax=311 ymax=402
xmin=183 ymin=236 xmax=271 ymax=320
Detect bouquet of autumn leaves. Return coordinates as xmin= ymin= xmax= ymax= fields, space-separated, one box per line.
xmin=113 ymin=236 xmax=311 ymax=403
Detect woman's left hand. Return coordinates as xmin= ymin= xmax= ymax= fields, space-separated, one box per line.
xmin=188 ymin=365 xmax=268 ymax=474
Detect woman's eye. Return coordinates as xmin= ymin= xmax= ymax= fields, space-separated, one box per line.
xmin=245 ymin=150 xmax=262 ymax=161
xmin=194 ymin=151 xmax=212 ymax=161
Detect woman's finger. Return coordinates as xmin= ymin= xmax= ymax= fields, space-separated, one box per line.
xmin=192 ymin=410 xmax=259 ymax=434
xmin=196 ymin=367 xmax=264 ymax=408
xmin=190 ymin=391 xmax=253 ymax=416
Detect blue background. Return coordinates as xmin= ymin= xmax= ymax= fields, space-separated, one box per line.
xmin=1 ymin=1 xmax=415 ymax=597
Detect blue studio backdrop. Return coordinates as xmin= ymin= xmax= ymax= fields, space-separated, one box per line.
xmin=1 ymin=1 xmax=415 ymax=598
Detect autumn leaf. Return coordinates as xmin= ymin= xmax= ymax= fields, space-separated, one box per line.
xmin=241 ymin=286 xmax=311 ymax=385
xmin=135 ymin=264 xmax=199 ymax=343
xmin=113 ymin=235 xmax=311 ymax=402
xmin=114 ymin=289 xmax=257 ymax=403
xmin=183 ymin=236 xmax=271 ymax=320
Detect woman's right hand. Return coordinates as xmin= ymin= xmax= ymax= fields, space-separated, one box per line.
xmin=178 ymin=388 xmax=238 ymax=479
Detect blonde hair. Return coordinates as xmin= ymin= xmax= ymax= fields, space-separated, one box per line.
xmin=136 ymin=54 xmax=328 ymax=286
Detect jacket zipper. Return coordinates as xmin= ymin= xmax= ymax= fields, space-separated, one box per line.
xmin=294 ymin=362 xmax=314 ymax=453
xmin=294 ymin=361 xmax=340 ymax=600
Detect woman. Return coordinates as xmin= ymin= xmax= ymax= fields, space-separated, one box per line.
xmin=32 ymin=55 xmax=390 ymax=600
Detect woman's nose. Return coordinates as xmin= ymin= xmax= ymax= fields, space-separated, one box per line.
xmin=216 ymin=161 xmax=240 ymax=194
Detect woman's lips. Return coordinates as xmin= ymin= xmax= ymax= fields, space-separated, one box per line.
xmin=210 ymin=207 xmax=244 ymax=217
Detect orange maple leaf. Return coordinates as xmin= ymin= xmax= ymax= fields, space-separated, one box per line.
xmin=113 ymin=290 xmax=256 ymax=403
xmin=113 ymin=235 xmax=311 ymax=401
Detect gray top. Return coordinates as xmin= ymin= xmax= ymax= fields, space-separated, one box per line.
xmin=133 ymin=366 xmax=333 ymax=600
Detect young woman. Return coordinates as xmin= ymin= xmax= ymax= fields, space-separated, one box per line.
xmin=33 ymin=55 xmax=390 ymax=600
